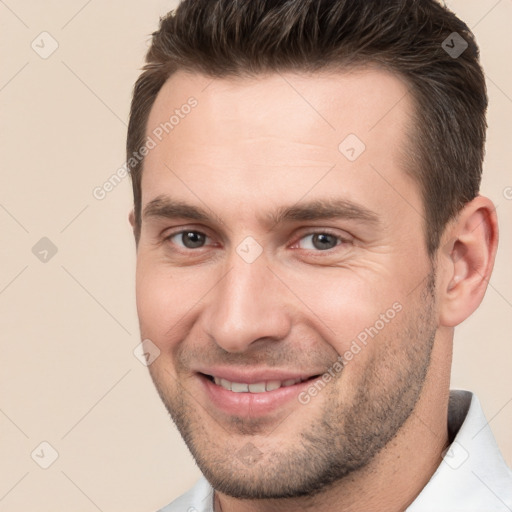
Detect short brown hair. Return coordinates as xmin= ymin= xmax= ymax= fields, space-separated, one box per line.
xmin=127 ymin=0 xmax=487 ymax=256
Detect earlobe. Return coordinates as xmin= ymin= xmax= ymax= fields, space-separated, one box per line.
xmin=438 ymin=196 xmax=498 ymax=327
xmin=129 ymin=209 xmax=135 ymax=228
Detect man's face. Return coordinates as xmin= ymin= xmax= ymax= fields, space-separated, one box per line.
xmin=133 ymin=69 xmax=439 ymax=498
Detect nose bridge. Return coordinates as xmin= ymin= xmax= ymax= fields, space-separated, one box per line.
xmin=203 ymin=247 xmax=292 ymax=353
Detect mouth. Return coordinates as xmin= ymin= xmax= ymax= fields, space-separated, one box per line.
xmin=197 ymin=371 xmax=325 ymax=417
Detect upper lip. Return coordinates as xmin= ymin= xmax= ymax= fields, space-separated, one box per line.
xmin=196 ymin=366 xmax=323 ymax=384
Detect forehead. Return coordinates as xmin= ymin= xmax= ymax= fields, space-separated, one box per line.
xmin=141 ymin=68 xmax=420 ymax=230
xmin=146 ymin=67 xmax=413 ymax=152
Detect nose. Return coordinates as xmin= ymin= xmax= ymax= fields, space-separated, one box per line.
xmin=200 ymin=251 xmax=292 ymax=353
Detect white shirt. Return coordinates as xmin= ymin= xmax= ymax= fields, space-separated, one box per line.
xmin=157 ymin=390 xmax=512 ymax=512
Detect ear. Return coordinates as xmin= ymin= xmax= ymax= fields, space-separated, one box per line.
xmin=437 ymin=196 xmax=499 ymax=327
xmin=128 ymin=208 xmax=140 ymax=247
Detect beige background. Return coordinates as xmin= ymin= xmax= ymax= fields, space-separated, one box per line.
xmin=0 ymin=1 xmax=511 ymax=511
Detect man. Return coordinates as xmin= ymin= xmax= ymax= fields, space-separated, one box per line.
xmin=127 ymin=0 xmax=512 ymax=510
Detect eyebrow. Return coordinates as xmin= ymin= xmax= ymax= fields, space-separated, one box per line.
xmin=142 ymin=194 xmax=380 ymax=228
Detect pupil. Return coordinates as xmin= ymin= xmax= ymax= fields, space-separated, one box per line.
xmin=184 ymin=231 xmax=205 ymax=248
xmin=313 ymin=233 xmax=336 ymax=250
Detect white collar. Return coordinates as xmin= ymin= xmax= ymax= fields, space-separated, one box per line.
xmin=407 ymin=389 xmax=512 ymax=511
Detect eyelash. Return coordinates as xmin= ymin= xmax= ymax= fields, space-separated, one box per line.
xmin=162 ymin=228 xmax=350 ymax=254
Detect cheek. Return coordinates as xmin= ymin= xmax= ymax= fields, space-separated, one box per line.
xmin=289 ymin=269 xmax=400 ymax=348
xmin=135 ymin=261 xmax=197 ymax=347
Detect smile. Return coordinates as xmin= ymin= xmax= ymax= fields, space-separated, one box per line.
xmin=208 ymin=375 xmax=307 ymax=393
xmin=198 ymin=371 xmax=324 ymax=416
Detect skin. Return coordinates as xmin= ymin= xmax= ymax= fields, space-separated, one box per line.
xmin=129 ymin=68 xmax=498 ymax=512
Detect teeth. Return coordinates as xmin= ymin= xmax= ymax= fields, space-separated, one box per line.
xmin=231 ymin=382 xmax=249 ymax=392
xmin=248 ymin=382 xmax=266 ymax=393
xmin=265 ymin=380 xmax=281 ymax=391
xmin=219 ymin=378 xmax=231 ymax=391
xmin=211 ymin=376 xmax=303 ymax=393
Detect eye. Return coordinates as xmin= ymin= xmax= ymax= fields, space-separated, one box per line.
xmin=295 ymin=231 xmax=346 ymax=251
xmin=165 ymin=230 xmax=211 ymax=249
xmin=163 ymin=229 xmax=348 ymax=253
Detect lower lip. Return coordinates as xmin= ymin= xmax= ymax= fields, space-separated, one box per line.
xmin=199 ymin=374 xmax=318 ymax=417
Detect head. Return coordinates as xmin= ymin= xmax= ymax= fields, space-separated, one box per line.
xmin=127 ymin=0 xmax=498 ymax=503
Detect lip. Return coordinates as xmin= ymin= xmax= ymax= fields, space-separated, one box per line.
xmin=197 ymin=370 xmax=323 ymax=417
xmin=195 ymin=366 xmax=321 ymax=384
